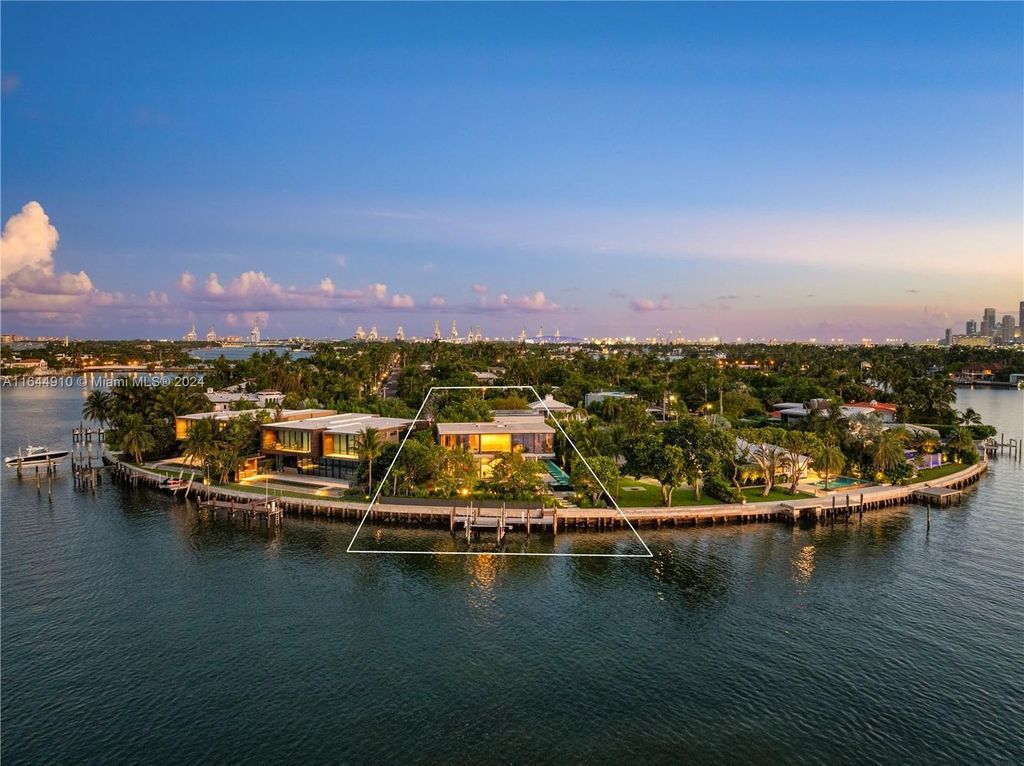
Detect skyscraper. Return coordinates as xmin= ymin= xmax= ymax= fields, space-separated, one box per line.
xmin=965 ymin=319 xmax=977 ymax=336
xmin=1000 ymin=315 xmax=1015 ymax=343
xmin=944 ymin=328 xmax=952 ymax=346
xmin=1019 ymin=301 xmax=1023 ymax=333
xmin=982 ymin=307 xmax=996 ymax=336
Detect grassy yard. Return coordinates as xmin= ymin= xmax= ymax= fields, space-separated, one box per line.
xmin=914 ymin=462 xmax=969 ymax=482
xmin=611 ymin=478 xmax=813 ymax=508
xmin=741 ymin=486 xmax=815 ymax=502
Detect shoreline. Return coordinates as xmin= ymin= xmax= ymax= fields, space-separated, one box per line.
xmin=106 ymin=458 xmax=989 ymax=532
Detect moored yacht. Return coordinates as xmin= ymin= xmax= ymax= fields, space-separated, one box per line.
xmin=4 ymin=446 xmax=71 ymax=468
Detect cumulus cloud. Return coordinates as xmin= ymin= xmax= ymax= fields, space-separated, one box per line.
xmin=179 ymin=271 xmax=196 ymax=291
xmin=387 ymin=294 xmax=415 ymax=308
xmin=369 ymin=283 xmax=388 ymax=301
xmin=472 ymin=283 xmax=489 ymax=294
xmin=630 ymin=295 xmax=673 ymax=312
xmin=0 ymin=202 xmax=114 ymax=316
xmin=0 ymin=201 xmax=59 ymax=280
xmin=430 ymin=295 xmax=447 ymax=307
xmin=497 ymin=291 xmax=561 ymax=312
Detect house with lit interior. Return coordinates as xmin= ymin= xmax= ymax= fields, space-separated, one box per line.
xmin=174 ymin=408 xmax=334 ymax=440
xmin=260 ymin=412 xmax=419 ymax=478
xmin=436 ymin=416 xmax=556 ymax=469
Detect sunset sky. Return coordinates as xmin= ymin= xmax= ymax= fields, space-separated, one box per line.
xmin=2 ymin=3 xmax=1021 ymax=340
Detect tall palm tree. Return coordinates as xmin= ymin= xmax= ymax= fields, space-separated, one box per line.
xmin=82 ymin=390 xmax=114 ymax=427
xmin=183 ymin=417 xmax=218 ymax=480
xmin=356 ymin=427 xmax=383 ymax=493
xmin=946 ymin=427 xmax=976 ymax=462
xmin=812 ymin=439 xmax=846 ymax=491
xmin=957 ymin=408 xmax=982 ymax=427
xmin=872 ymin=428 xmax=908 ymax=480
xmin=120 ymin=414 xmax=155 ymax=464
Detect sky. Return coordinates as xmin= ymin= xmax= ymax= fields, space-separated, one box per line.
xmin=1 ymin=2 xmax=1021 ymax=341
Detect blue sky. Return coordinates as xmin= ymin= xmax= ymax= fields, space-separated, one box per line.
xmin=2 ymin=2 xmax=1021 ymax=340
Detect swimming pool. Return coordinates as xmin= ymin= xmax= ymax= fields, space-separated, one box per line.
xmin=811 ymin=476 xmax=867 ymax=490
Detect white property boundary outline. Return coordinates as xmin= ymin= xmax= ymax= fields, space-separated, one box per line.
xmin=345 ymin=385 xmax=653 ymax=558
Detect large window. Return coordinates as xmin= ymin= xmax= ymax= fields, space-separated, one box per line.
xmin=274 ymin=429 xmax=311 ymax=453
xmin=480 ymin=433 xmax=511 ymax=453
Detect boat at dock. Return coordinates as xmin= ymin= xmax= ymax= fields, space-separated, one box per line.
xmin=4 ymin=446 xmax=71 ymax=468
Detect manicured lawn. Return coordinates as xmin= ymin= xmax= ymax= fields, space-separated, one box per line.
xmin=612 ymin=479 xmax=669 ymax=507
xmin=741 ymin=486 xmax=815 ymax=502
xmin=915 ymin=463 xmax=969 ymax=482
xmin=611 ymin=479 xmax=814 ymax=508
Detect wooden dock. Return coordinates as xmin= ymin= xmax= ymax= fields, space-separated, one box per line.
xmin=198 ymin=497 xmax=283 ymax=526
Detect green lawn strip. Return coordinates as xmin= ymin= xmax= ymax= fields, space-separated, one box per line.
xmin=741 ymin=486 xmax=815 ymax=502
xmin=915 ymin=463 xmax=971 ymax=482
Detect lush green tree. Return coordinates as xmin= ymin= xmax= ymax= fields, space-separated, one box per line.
xmin=812 ymin=439 xmax=846 ymax=490
xmin=356 ymin=427 xmax=384 ymax=493
xmin=662 ymin=415 xmax=736 ymax=500
xmin=624 ymin=435 xmax=687 ymax=506
xmin=485 ymin=452 xmax=545 ymax=500
xmin=82 ymin=390 xmax=114 ymax=426
xmin=571 ymin=454 xmax=620 ymax=507
xmin=946 ymin=427 xmax=978 ymax=464
xmin=119 ymin=414 xmax=156 ymax=464
xmin=183 ymin=416 xmax=218 ymax=480
xmin=871 ymin=428 xmax=909 ymax=481
xmin=434 ymin=446 xmax=478 ymax=498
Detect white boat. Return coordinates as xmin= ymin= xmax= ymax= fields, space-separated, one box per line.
xmin=4 ymin=446 xmax=71 ymax=468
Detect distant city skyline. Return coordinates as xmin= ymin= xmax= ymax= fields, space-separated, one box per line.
xmin=2 ymin=3 xmax=1022 ymax=340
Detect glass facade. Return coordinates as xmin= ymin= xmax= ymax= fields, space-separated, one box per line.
xmin=271 ymin=429 xmax=311 ymax=453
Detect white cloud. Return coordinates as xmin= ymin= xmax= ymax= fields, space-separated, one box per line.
xmin=430 ymin=295 xmax=447 ymax=307
xmin=472 ymin=283 xmax=489 ymax=294
xmin=630 ymin=295 xmax=672 ymax=312
xmin=0 ymin=201 xmax=59 ymax=280
xmin=388 ymin=293 xmax=415 ymax=308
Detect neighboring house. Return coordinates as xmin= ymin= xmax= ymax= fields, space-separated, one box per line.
xmin=437 ymin=416 xmax=555 ymax=463
xmin=529 ymin=394 xmax=575 ymax=417
xmin=204 ymin=387 xmax=286 ymax=412
xmin=260 ymin=412 xmax=418 ymax=478
xmin=175 ymin=408 xmax=333 ymax=440
xmin=471 ymin=371 xmax=500 ymax=384
xmin=584 ymin=391 xmax=636 ymax=407
xmin=5 ymin=358 xmax=49 ymax=375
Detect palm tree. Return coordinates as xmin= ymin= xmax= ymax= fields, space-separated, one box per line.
xmin=120 ymin=413 xmax=155 ymax=464
xmin=946 ymin=427 xmax=975 ymax=462
xmin=871 ymin=428 xmax=908 ymax=480
xmin=957 ymin=408 xmax=982 ymax=427
xmin=82 ymin=390 xmax=114 ymax=427
xmin=183 ymin=417 xmax=218 ymax=481
xmin=812 ymin=439 xmax=846 ymax=491
xmin=356 ymin=427 xmax=384 ymax=493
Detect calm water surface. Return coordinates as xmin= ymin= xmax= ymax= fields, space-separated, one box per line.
xmin=2 ymin=385 xmax=1022 ymax=764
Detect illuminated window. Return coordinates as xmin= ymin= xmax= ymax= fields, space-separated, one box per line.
xmin=480 ymin=433 xmax=511 ymax=453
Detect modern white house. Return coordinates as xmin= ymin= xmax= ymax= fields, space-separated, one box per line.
xmin=584 ymin=391 xmax=637 ymax=407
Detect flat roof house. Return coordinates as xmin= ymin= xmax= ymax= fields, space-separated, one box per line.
xmin=260 ymin=412 xmax=418 ymax=477
xmin=584 ymin=391 xmax=636 ymax=407
xmin=436 ymin=416 xmax=555 ymax=462
xmin=174 ymin=408 xmax=333 ymax=440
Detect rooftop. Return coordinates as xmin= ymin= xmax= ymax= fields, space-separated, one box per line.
xmin=268 ymin=412 xmax=414 ymax=433
xmin=436 ymin=416 xmax=555 ymax=436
